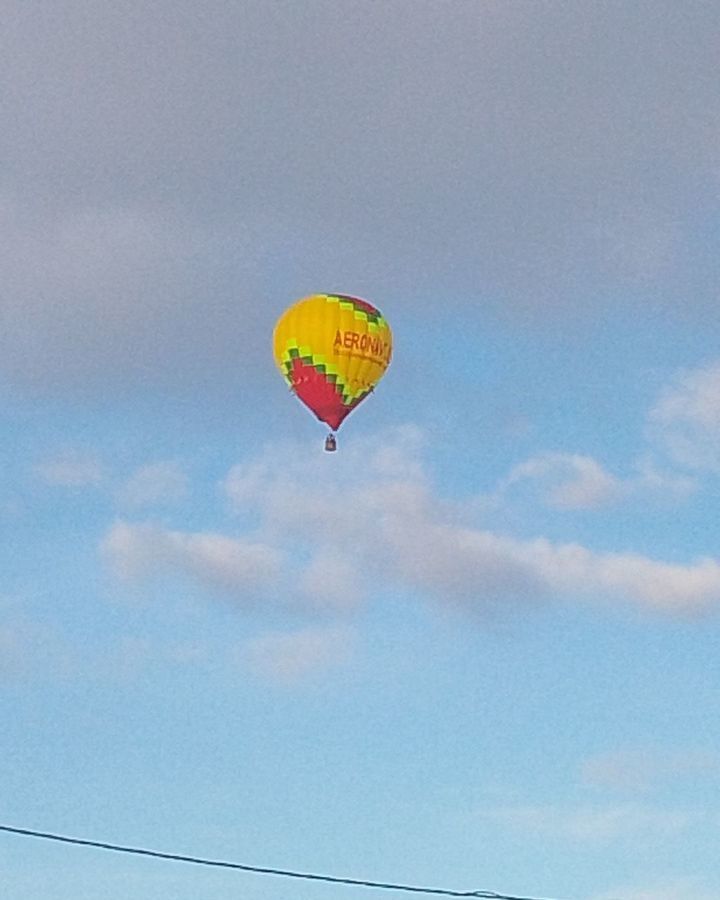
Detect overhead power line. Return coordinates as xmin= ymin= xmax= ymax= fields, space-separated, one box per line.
xmin=0 ymin=823 xmax=562 ymax=900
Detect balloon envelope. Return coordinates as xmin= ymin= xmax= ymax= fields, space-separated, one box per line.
xmin=273 ymin=294 xmax=392 ymax=431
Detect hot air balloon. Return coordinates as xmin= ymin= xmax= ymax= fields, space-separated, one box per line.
xmin=273 ymin=294 xmax=392 ymax=451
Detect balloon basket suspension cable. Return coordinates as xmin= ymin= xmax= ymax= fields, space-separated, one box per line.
xmin=324 ymin=433 xmax=337 ymax=452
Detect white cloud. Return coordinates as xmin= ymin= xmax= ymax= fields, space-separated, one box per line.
xmin=104 ymin=635 xmax=209 ymax=680
xmin=515 ymin=539 xmax=720 ymax=615
xmin=241 ymin=625 xmax=355 ymax=684
xmin=103 ymin=428 xmax=720 ymax=618
xmin=628 ymin=457 xmax=697 ymax=499
xmin=498 ymin=452 xmax=695 ymax=511
xmin=102 ymin=521 xmax=282 ymax=600
xmin=0 ymin=606 xmax=73 ymax=679
xmin=500 ymin=453 xmax=622 ymax=509
xmin=581 ymin=747 xmax=720 ymax=794
xmin=117 ymin=461 xmax=189 ymax=508
xmin=483 ymin=802 xmax=694 ymax=843
xmin=299 ymin=551 xmax=364 ymax=612
xmin=35 ymin=450 xmax=104 ymax=487
xmin=224 ymin=430 xmax=720 ymax=616
xmin=649 ymin=361 xmax=720 ymax=471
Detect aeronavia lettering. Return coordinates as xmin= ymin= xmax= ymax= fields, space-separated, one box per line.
xmin=333 ymin=330 xmax=391 ymax=362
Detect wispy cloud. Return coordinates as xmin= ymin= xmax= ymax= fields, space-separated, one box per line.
xmin=240 ymin=625 xmax=355 ymax=684
xmin=499 ymin=452 xmax=622 ymax=509
xmin=0 ymin=604 xmax=74 ymax=679
xmin=649 ymin=360 xmax=720 ymax=472
xmin=482 ymin=801 xmax=694 ymax=843
xmin=116 ymin=461 xmax=189 ymax=509
xmin=102 ymin=521 xmax=282 ymax=601
xmin=101 ymin=427 xmax=720 ymax=618
xmin=497 ymin=452 xmax=695 ymax=512
xmin=298 ymin=551 xmax=365 ymax=613
xmin=34 ymin=450 xmax=104 ymax=487
xmin=581 ymin=747 xmax=720 ymax=794
xmin=226 ymin=430 xmax=720 ymax=615
xmin=103 ymin=635 xmax=209 ymax=681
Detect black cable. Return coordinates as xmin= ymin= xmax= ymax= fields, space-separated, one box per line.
xmin=0 ymin=823 xmax=562 ymax=900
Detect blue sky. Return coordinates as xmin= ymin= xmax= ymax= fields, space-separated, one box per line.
xmin=2 ymin=3 xmax=720 ymax=899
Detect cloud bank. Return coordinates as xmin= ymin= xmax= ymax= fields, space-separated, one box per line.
xmin=102 ymin=427 xmax=720 ymax=617
xmin=2 ymin=1 xmax=719 ymax=392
